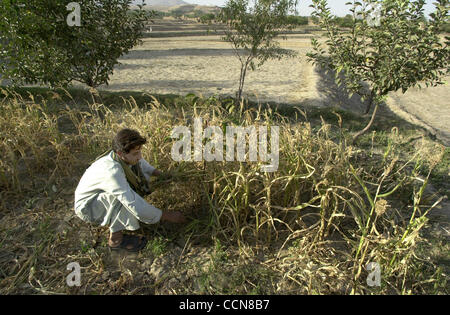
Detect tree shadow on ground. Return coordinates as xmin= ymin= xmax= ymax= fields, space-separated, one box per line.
xmin=120 ymin=48 xmax=238 ymax=60
xmin=313 ymin=64 xmax=450 ymax=145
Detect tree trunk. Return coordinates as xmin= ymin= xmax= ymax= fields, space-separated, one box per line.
xmin=237 ymin=59 xmax=250 ymax=104
xmin=237 ymin=64 xmax=246 ymax=103
xmin=352 ymin=102 xmax=379 ymax=144
xmin=364 ymin=93 xmax=374 ymax=115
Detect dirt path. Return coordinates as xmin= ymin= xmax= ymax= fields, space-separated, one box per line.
xmin=386 ymin=83 xmax=450 ymax=146
xmin=94 ymin=35 xmax=318 ymax=105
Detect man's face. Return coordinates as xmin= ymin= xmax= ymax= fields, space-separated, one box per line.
xmin=118 ymin=145 xmax=142 ymax=166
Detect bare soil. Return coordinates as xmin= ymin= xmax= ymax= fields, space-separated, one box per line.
xmin=90 ymin=30 xmax=450 ymax=146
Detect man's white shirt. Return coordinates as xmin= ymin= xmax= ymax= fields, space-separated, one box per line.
xmin=74 ymin=151 xmax=162 ymax=224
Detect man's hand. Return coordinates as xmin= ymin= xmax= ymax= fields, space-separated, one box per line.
xmin=161 ymin=211 xmax=186 ymax=224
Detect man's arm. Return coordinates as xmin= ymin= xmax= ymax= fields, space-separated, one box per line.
xmin=140 ymin=159 xmax=169 ymax=178
xmin=105 ymin=165 xmax=163 ymax=224
xmin=106 ymin=165 xmax=185 ymax=223
xmin=137 ymin=166 xmax=184 ymax=223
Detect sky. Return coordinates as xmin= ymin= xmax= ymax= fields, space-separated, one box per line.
xmin=181 ymin=0 xmax=440 ymax=17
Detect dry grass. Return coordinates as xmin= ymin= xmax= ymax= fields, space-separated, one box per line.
xmin=0 ymin=87 xmax=448 ymax=294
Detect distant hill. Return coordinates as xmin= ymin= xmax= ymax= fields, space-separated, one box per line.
xmin=138 ymin=0 xmax=188 ymax=6
xmin=131 ymin=1 xmax=221 ymax=15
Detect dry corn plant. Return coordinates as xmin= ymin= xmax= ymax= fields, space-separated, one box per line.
xmin=0 ymin=89 xmax=446 ymax=294
xmin=347 ymin=142 xmax=447 ymax=294
xmin=170 ymin=101 xmax=447 ymax=294
xmin=0 ymin=89 xmax=77 ymax=193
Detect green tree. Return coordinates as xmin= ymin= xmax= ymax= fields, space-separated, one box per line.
xmin=0 ymin=0 xmax=151 ymax=89
xmin=307 ymin=0 xmax=450 ymax=142
xmin=217 ymin=0 xmax=299 ymax=102
xmin=61 ymin=0 xmax=151 ymax=88
xmin=0 ymin=1 xmax=72 ymax=87
xmin=170 ymin=9 xmax=184 ymax=19
xmin=286 ymin=15 xmax=309 ymax=26
xmin=199 ymin=13 xmax=216 ymax=24
xmin=440 ymin=20 xmax=450 ymax=33
xmin=334 ymin=14 xmax=353 ymax=28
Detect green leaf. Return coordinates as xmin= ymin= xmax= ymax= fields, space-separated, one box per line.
xmin=0 ymin=0 xmax=150 ymax=88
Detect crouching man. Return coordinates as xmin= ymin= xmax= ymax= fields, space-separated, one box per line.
xmin=74 ymin=128 xmax=186 ymax=252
